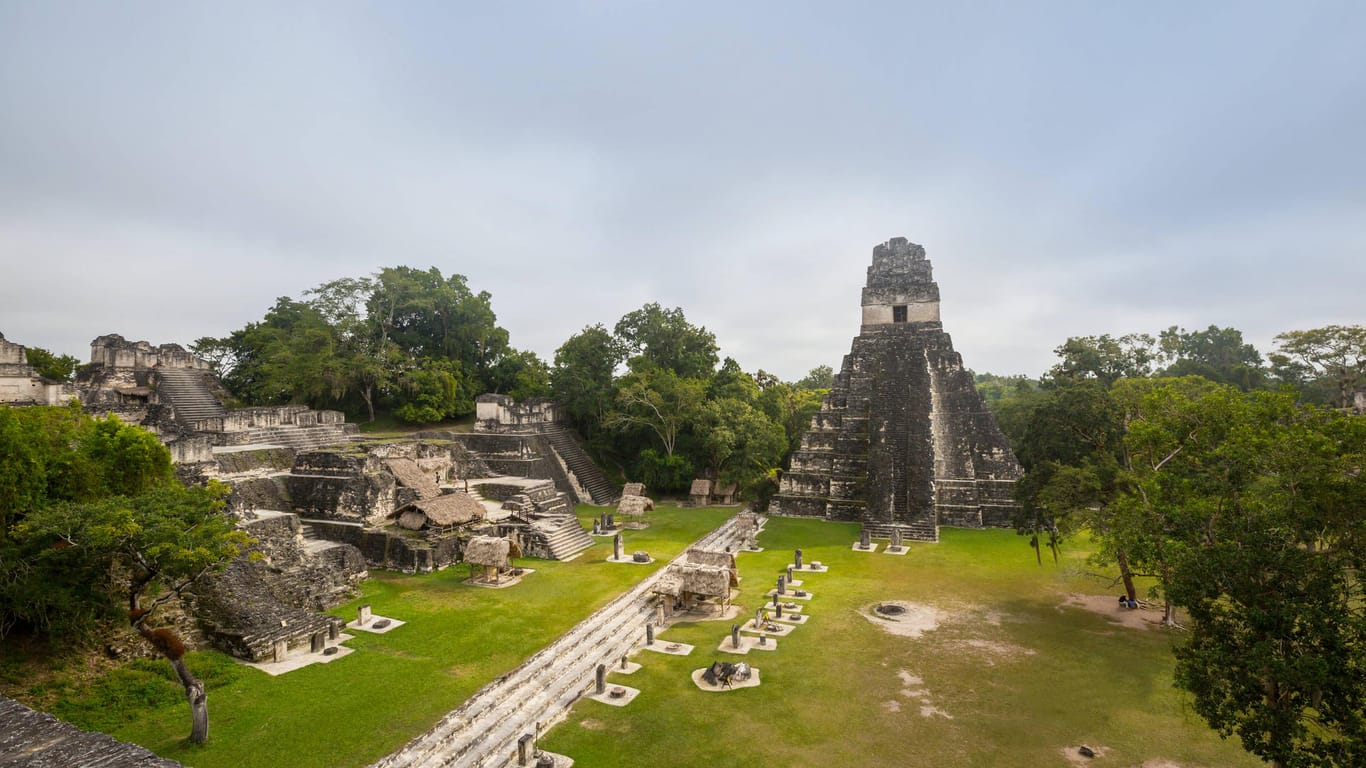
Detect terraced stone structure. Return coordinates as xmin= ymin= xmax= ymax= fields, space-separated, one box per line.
xmin=771 ymin=237 xmax=1021 ymax=541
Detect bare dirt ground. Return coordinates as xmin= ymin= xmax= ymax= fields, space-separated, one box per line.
xmin=858 ymin=601 xmax=945 ymax=638
xmin=1061 ymin=594 xmax=1165 ymax=631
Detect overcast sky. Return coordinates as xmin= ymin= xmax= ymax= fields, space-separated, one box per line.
xmin=2 ymin=2 xmax=1363 ymax=382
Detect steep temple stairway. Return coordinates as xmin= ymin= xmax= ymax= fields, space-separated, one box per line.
xmin=154 ymin=367 xmax=227 ymax=424
xmin=540 ymin=423 xmax=619 ymax=505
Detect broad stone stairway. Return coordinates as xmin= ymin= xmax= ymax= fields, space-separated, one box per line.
xmin=541 ymin=424 xmax=619 ymax=505
xmin=154 ymin=367 xmax=226 ymax=423
xmin=372 ymin=513 xmax=749 ymax=768
xmin=531 ymin=517 xmax=595 ymax=561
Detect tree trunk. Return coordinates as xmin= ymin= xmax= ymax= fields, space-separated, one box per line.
xmin=172 ymin=656 xmax=210 ymax=745
xmin=1163 ymin=600 xmax=1178 ymax=626
xmin=1117 ymin=549 xmax=1138 ymax=602
xmin=362 ymin=385 xmax=376 ymax=423
xmin=134 ymin=623 xmax=209 ymax=744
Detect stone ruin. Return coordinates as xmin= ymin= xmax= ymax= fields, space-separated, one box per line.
xmin=0 ymin=331 xmax=78 ymax=406
xmin=473 ymin=393 xmax=619 ymax=505
xmin=2 ymin=331 xmax=625 ymax=667
xmin=771 ymin=238 xmax=1022 ymax=541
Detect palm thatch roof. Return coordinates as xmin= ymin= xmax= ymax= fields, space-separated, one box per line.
xmin=406 ymin=493 xmax=484 ymax=527
xmin=386 ymin=458 xmax=440 ymax=500
xmin=653 ymin=573 xmax=685 ymax=597
xmin=617 ymin=494 xmax=654 ymax=516
xmin=685 ymin=548 xmax=736 ymax=570
xmin=689 ymin=478 xmax=712 ymax=496
xmin=464 ymin=535 xmax=517 ymax=568
xmin=735 ymin=510 xmax=758 ymax=534
xmin=655 ymin=562 xmax=736 ymax=599
xmin=622 ymin=482 xmax=645 ymax=497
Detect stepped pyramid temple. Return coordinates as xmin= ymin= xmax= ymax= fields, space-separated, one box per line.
xmin=771 ymin=237 xmax=1022 ymax=542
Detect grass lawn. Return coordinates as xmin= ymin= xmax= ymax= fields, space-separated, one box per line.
xmin=20 ymin=504 xmax=734 ymax=768
xmin=539 ymin=518 xmax=1261 ymax=768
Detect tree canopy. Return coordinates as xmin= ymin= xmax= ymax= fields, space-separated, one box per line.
xmin=194 ymin=266 xmax=548 ymax=424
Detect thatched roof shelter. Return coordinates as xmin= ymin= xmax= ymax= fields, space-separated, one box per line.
xmin=654 ymin=562 xmax=736 ymax=600
xmin=653 ymin=573 xmax=685 ymax=598
xmin=617 ymin=494 xmax=654 ymax=516
xmin=689 ymin=479 xmax=711 ymax=496
xmin=713 ymin=481 xmax=738 ymax=503
xmin=396 ymin=492 xmax=484 ymax=530
xmin=464 ymin=535 xmax=519 ymax=568
xmin=622 ymin=482 xmax=646 ymax=497
xmin=685 ymin=548 xmax=737 ymax=571
xmin=386 ymin=458 xmax=440 ymax=500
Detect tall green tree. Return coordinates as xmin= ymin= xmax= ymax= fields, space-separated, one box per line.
xmin=1153 ymin=393 xmax=1366 ymax=767
xmin=1271 ymin=325 xmax=1366 ymax=409
xmin=606 ymin=369 xmax=706 ymax=459
xmin=1157 ymin=325 xmax=1266 ymax=390
xmin=1047 ymin=333 xmax=1157 ymax=386
xmin=614 ymin=303 xmax=718 ymax=378
xmin=13 ymin=483 xmax=249 ymax=745
xmin=23 ymin=346 xmax=79 ymax=382
xmin=551 ymin=325 xmax=623 ymax=437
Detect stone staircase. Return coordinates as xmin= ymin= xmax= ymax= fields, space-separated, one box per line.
xmin=540 ymin=424 xmax=619 ymax=505
xmin=862 ymin=521 xmax=939 ymax=543
xmin=372 ymin=512 xmax=749 ymax=768
xmin=155 ymin=366 xmax=226 ymax=424
xmin=528 ymin=516 xmax=595 ymax=560
xmin=220 ymin=423 xmax=359 ymax=451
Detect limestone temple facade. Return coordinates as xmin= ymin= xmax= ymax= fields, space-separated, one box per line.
xmin=771 ymin=238 xmax=1022 ymax=541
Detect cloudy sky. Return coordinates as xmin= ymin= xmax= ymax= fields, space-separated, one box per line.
xmin=2 ymin=2 xmax=1363 ymax=382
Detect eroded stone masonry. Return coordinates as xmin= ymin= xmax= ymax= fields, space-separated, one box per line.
xmin=771 ymin=238 xmax=1022 ymax=541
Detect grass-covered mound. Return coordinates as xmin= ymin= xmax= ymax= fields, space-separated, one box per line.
xmin=540 ymin=518 xmax=1261 ymax=768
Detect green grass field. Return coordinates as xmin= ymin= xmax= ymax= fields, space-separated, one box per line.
xmin=9 ymin=510 xmax=1260 ymax=768
xmin=32 ymin=504 xmax=733 ymax=768
xmin=540 ymin=518 xmax=1260 ymax=768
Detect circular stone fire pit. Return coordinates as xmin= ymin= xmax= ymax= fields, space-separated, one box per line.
xmin=874 ymin=603 xmax=907 ymax=618
xmin=609 ymin=686 xmax=626 ymax=698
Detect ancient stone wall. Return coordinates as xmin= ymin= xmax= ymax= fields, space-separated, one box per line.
xmin=88 ymin=334 xmax=209 ymax=370
xmin=473 ymin=393 xmax=562 ymax=432
xmin=190 ymin=510 xmax=363 ymax=661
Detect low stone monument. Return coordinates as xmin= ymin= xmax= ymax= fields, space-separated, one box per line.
xmin=518 ymin=734 xmax=536 ymax=767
